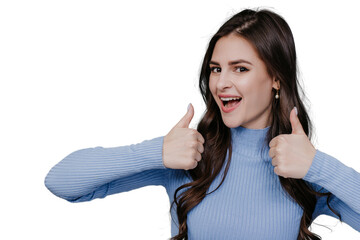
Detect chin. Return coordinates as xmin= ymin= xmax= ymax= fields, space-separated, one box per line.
xmin=221 ymin=116 xmax=242 ymax=129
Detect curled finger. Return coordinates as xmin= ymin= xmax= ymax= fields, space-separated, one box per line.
xmin=197 ymin=142 xmax=204 ymax=154
xmin=197 ymin=133 xmax=205 ymax=144
xmin=195 ymin=152 xmax=202 ymax=162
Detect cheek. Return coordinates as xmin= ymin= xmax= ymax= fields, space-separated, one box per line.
xmin=209 ymin=77 xmax=216 ymax=96
xmin=247 ymin=85 xmax=273 ymax=107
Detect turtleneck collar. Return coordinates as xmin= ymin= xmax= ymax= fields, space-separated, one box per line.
xmin=230 ymin=125 xmax=271 ymax=159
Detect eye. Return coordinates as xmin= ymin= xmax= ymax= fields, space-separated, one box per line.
xmin=210 ymin=67 xmax=221 ymax=73
xmin=235 ymin=66 xmax=248 ymax=72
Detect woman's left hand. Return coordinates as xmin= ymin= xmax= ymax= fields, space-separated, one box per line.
xmin=268 ymin=107 xmax=317 ymax=179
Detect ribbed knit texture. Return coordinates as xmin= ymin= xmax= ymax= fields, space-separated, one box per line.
xmin=45 ymin=126 xmax=360 ymax=239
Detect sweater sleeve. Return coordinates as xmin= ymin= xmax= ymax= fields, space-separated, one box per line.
xmin=303 ymin=149 xmax=360 ymax=231
xmin=44 ymin=136 xmax=169 ymax=203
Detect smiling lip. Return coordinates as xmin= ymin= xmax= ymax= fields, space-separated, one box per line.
xmin=218 ymin=94 xmax=242 ymax=113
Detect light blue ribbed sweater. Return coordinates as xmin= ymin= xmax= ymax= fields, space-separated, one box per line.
xmin=44 ymin=125 xmax=360 ymax=239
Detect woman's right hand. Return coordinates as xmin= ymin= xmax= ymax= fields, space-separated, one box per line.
xmin=162 ymin=103 xmax=205 ymax=170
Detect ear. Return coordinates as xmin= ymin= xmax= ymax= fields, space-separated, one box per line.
xmin=272 ymin=77 xmax=280 ymax=90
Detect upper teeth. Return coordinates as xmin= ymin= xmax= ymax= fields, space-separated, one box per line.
xmin=220 ymin=97 xmax=241 ymax=101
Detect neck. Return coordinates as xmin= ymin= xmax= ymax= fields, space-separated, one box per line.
xmin=230 ymin=125 xmax=271 ymax=159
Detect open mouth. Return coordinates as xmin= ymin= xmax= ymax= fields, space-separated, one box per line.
xmin=221 ymin=97 xmax=242 ymax=108
xmin=219 ymin=96 xmax=242 ymax=113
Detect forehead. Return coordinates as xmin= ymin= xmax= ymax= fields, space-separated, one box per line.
xmin=211 ymin=33 xmax=261 ymax=63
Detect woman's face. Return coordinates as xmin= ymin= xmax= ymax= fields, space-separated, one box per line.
xmin=209 ymin=32 xmax=279 ymax=129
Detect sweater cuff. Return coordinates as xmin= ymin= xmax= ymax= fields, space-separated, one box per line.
xmin=303 ymin=149 xmax=360 ymax=214
xmin=133 ymin=136 xmax=167 ymax=170
xmin=303 ymin=149 xmax=347 ymax=192
xmin=303 ymin=149 xmax=333 ymax=182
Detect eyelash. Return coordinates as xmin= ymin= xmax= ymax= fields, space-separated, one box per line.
xmin=210 ymin=66 xmax=249 ymax=73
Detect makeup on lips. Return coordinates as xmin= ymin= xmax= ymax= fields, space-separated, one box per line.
xmin=219 ymin=95 xmax=242 ymax=113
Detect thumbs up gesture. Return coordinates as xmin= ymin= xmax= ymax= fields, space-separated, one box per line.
xmin=268 ymin=107 xmax=317 ymax=179
xmin=163 ymin=103 xmax=205 ymax=170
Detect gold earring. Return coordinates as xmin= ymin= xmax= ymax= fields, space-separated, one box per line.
xmin=275 ymin=89 xmax=279 ymax=99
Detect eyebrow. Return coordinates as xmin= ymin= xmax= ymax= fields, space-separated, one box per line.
xmin=209 ymin=59 xmax=253 ymax=66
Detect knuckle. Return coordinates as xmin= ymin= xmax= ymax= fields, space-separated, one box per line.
xmin=189 ymin=129 xmax=197 ymax=136
xmin=278 ymin=136 xmax=286 ymax=145
xmin=184 ymin=160 xmax=192 ymax=170
xmin=275 ymin=147 xmax=282 ymax=155
xmin=189 ymin=149 xmax=197 ymax=159
xmin=199 ymin=134 xmax=205 ymax=143
xmin=189 ymin=141 xmax=197 ymax=149
xmin=277 ymin=166 xmax=287 ymax=177
xmin=268 ymin=149 xmax=273 ymax=158
xmin=185 ymin=160 xmax=197 ymax=170
xmin=199 ymin=145 xmax=204 ymax=153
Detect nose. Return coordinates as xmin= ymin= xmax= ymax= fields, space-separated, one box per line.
xmin=216 ymin=71 xmax=232 ymax=90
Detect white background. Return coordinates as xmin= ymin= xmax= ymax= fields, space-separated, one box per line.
xmin=1 ymin=0 xmax=359 ymax=239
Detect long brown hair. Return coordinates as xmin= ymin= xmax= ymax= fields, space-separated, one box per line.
xmin=170 ymin=8 xmax=341 ymax=240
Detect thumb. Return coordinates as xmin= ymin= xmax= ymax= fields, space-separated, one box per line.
xmin=174 ymin=103 xmax=194 ymax=129
xmin=290 ymin=106 xmax=305 ymax=135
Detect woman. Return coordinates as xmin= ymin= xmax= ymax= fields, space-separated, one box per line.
xmin=45 ymin=8 xmax=360 ymax=239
